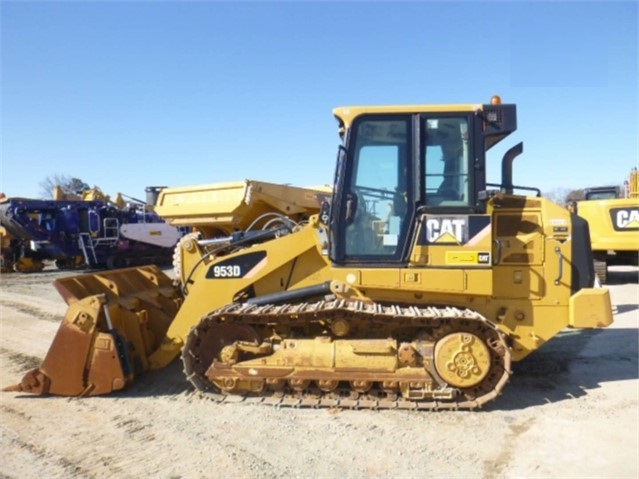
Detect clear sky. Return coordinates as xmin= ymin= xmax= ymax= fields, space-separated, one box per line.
xmin=1 ymin=1 xmax=637 ymax=200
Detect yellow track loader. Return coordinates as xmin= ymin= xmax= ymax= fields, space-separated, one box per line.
xmin=6 ymin=97 xmax=613 ymax=409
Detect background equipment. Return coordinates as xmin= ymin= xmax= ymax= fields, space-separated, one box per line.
xmin=575 ymin=168 xmax=639 ymax=283
xmin=0 ymin=192 xmax=182 ymax=271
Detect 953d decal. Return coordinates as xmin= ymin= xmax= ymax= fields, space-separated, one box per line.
xmin=206 ymin=251 xmax=267 ymax=279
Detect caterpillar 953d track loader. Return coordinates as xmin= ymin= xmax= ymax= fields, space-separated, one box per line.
xmin=6 ymin=97 xmax=613 ymax=410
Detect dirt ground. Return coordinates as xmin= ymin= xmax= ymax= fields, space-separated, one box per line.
xmin=0 ymin=265 xmax=637 ymax=479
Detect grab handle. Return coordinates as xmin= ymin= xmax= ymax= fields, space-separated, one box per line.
xmin=554 ymin=247 xmax=564 ymax=285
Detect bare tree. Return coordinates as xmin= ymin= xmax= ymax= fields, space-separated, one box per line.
xmin=542 ymin=187 xmax=572 ymax=206
xmin=39 ymin=175 xmax=90 ymax=199
xmin=566 ymin=188 xmax=586 ymax=201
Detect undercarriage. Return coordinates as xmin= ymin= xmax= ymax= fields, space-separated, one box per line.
xmin=182 ymin=300 xmax=512 ymax=410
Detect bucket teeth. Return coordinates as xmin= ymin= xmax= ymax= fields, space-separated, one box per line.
xmin=3 ymin=369 xmax=50 ymax=395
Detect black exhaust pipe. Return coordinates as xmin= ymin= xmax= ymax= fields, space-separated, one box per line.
xmin=501 ymin=142 xmax=523 ymax=194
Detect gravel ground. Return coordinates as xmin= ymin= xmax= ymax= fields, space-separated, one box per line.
xmin=1 ymin=265 xmax=637 ymax=479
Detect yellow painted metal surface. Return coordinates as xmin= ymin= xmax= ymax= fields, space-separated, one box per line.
xmin=150 ymin=221 xmax=333 ymax=369
xmin=334 ymin=103 xmax=487 ymax=128
xmin=153 ymin=179 xmax=331 ymax=237
xmin=577 ymin=196 xmax=639 ymax=252
xmin=569 ymin=288 xmax=614 ymax=328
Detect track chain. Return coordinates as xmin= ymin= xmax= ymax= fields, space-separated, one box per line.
xmin=182 ymin=300 xmax=512 ymax=410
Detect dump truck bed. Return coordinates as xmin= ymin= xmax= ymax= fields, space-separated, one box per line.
xmin=153 ymin=179 xmax=331 ymax=235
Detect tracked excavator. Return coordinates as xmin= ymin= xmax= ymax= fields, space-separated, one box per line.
xmin=574 ymin=168 xmax=639 ymax=284
xmin=6 ymin=97 xmax=613 ymax=410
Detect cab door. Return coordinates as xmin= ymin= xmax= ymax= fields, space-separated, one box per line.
xmin=332 ymin=115 xmax=415 ymax=265
xmin=406 ymin=114 xmax=493 ymax=295
xmin=408 ymin=213 xmax=494 ymax=295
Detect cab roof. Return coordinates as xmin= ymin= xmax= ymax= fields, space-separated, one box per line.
xmin=332 ymin=103 xmax=500 ymax=128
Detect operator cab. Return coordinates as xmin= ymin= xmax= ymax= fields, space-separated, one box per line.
xmin=329 ymin=98 xmax=516 ymax=264
xmin=583 ymin=186 xmax=621 ymax=201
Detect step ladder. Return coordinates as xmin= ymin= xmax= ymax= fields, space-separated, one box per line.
xmin=78 ymin=232 xmax=98 ymax=267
